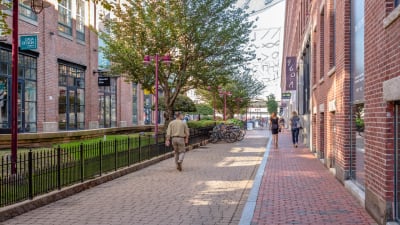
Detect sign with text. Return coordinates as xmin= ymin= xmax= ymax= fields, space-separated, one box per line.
xmin=285 ymin=56 xmax=297 ymax=91
xmin=98 ymin=77 xmax=110 ymax=86
xmin=20 ymin=35 xmax=37 ymax=50
xmin=281 ymin=92 xmax=291 ymax=99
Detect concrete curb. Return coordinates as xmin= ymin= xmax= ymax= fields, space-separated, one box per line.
xmin=239 ymin=131 xmax=272 ymax=225
xmin=0 ymin=140 xmax=207 ymax=222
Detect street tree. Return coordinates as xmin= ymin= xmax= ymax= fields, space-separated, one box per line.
xmin=195 ymin=104 xmax=214 ymax=116
xmin=197 ymin=73 xmax=265 ymax=119
xmin=99 ymin=0 xmax=255 ymax=126
xmin=266 ymin=94 xmax=278 ymax=115
xmin=157 ymin=95 xmax=196 ymax=113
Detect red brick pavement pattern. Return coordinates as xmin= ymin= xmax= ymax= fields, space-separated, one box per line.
xmin=251 ymin=132 xmax=377 ymax=225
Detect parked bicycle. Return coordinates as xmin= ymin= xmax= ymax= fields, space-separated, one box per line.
xmin=209 ymin=124 xmax=246 ymax=143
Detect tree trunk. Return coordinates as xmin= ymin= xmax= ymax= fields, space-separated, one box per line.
xmin=163 ymin=98 xmax=175 ymax=131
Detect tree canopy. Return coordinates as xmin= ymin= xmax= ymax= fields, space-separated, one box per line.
xmin=157 ymin=95 xmax=196 ymax=113
xmin=100 ymin=0 xmax=255 ymax=125
xmin=195 ymin=103 xmax=214 ymax=115
xmin=266 ymin=94 xmax=278 ymax=115
xmin=197 ymin=72 xmax=265 ymax=119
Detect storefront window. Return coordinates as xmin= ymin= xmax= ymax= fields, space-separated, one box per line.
xmin=350 ymin=0 xmax=365 ymax=189
xmin=0 ymin=49 xmax=37 ymax=132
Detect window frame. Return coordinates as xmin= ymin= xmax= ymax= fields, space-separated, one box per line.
xmin=58 ymin=0 xmax=73 ymax=36
xmin=76 ymin=0 xmax=85 ymax=42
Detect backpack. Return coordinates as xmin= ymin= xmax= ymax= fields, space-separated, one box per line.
xmin=295 ymin=118 xmax=302 ymax=129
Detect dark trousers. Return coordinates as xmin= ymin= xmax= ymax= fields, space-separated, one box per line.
xmin=291 ymin=128 xmax=300 ymax=144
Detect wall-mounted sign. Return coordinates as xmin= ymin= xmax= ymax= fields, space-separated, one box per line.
xmin=285 ymin=56 xmax=297 ymax=91
xmin=98 ymin=77 xmax=110 ymax=86
xmin=20 ymin=35 xmax=37 ymax=50
xmin=282 ymin=92 xmax=291 ymax=99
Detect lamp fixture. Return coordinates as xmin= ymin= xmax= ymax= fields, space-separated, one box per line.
xmin=22 ymin=0 xmax=51 ymax=14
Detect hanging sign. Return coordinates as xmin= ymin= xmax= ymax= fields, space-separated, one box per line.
xmin=285 ymin=56 xmax=297 ymax=91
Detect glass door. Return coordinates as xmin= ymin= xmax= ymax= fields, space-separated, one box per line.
xmin=99 ymin=94 xmax=111 ymax=128
xmin=67 ymin=88 xmax=77 ymax=130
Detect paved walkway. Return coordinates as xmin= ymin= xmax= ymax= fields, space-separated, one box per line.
xmin=1 ymin=130 xmax=268 ymax=225
xmin=247 ymin=130 xmax=377 ymax=225
xmin=1 ymin=129 xmax=378 ymax=225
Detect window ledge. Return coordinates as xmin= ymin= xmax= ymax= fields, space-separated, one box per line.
xmin=20 ymin=16 xmax=38 ymax=26
xmin=319 ymin=78 xmax=324 ymax=85
xmin=76 ymin=39 xmax=86 ymax=46
xmin=58 ymin=32 xmax=73 ymax=41
xmin=383 ymin=5 xmax=400 ymax=28
xmin=327 ymin=66 xmax=336 ymax=77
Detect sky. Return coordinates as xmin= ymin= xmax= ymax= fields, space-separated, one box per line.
xmin=237 ymin=0 xmax=286 ymax=101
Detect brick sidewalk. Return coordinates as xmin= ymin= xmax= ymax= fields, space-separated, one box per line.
xmin=250 ymin=131 xmax=377 ymax=225
xmin=1 ymin=130 xmax=268 ymax=225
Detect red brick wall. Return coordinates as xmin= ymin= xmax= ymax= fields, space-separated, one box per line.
xmin=283 ymin=0 xmax=400 ymax=223
xmin=364 ymin=0 xmax=400 ymax=222
xmin=4 ymin=2 xmax=102 ymax=131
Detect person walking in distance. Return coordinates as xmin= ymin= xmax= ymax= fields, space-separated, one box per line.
xmin=166 ymin=112 xmax=189 ymax=171
xmin=269 ymin=112 xmax=280 ymax=148
xmin=290 ymin=111 xmax=302 ymax=148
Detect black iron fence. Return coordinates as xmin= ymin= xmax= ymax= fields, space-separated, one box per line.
xmin=0 ymin=127 xmax=212 ymax=208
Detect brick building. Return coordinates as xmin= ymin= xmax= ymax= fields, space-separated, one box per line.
xmin=0 ymin=0 xmax=153 ymax=133
xmin=281 ymin=0 xmax=400 ymax=223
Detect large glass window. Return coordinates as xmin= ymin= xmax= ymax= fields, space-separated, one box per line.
xmin=319 ymin=9 xmax=325 ymax=79
xmin=76 ymin=0 xmax=85 ymax=42
xmin=330 ymin=0 xmax=336 ymax=67
xmin=350 ymin=0 xmax=365 ymax=189
xmin=58 ymin=0 xmax=72 ymax=35
xmin=0 ymin=49 xmax=37 ymax=132
xmin=132 ymin=83 xmax=138 ymax=125
xmin=58 ymin=63 xmax=85 ymax=130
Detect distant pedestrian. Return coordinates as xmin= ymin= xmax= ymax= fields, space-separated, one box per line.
xmin=269 ymin=112 xmax=279 ymax=148
xmin=290 ymin=111 xmax=302 ymax=148
xmin=166 ymin=112 xmax=190 ymax=171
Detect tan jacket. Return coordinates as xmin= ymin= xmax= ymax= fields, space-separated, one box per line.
xmin=166 ymin=119 xmax=189 ymax=140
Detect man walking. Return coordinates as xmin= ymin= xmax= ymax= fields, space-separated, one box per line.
xmin=166 ymin=112 xmax=189 ymax=171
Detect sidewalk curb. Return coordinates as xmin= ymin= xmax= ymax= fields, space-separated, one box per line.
xmin=239 ymin=131 xmax=272 ymax=225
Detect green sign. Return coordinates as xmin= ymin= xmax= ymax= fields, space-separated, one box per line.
xmin=282 ymin=92 xmax=291 ymax=99
xmin=20 ymin=35 xmax=38 ymax=50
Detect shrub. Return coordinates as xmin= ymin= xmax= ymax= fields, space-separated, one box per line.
xmin=187 ymin=120 xmax=216 ymax=128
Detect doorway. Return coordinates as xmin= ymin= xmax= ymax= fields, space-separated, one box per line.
xmin=59 ymin=87 xmax=80 ymax=130
xmin=394 ymin=103 xmax=400 ymax=221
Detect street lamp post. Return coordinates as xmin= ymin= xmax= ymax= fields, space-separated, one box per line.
xmin=143 ymin=54 xmax=171 ymax=137
xmin=218 ymin=87 xmax=231 ymax=121
xmin=10 ymin=0 xmax=49 ymax=174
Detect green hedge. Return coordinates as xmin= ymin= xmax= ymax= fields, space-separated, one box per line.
xmin=187 ymin=120 xmax=216 ymax=128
